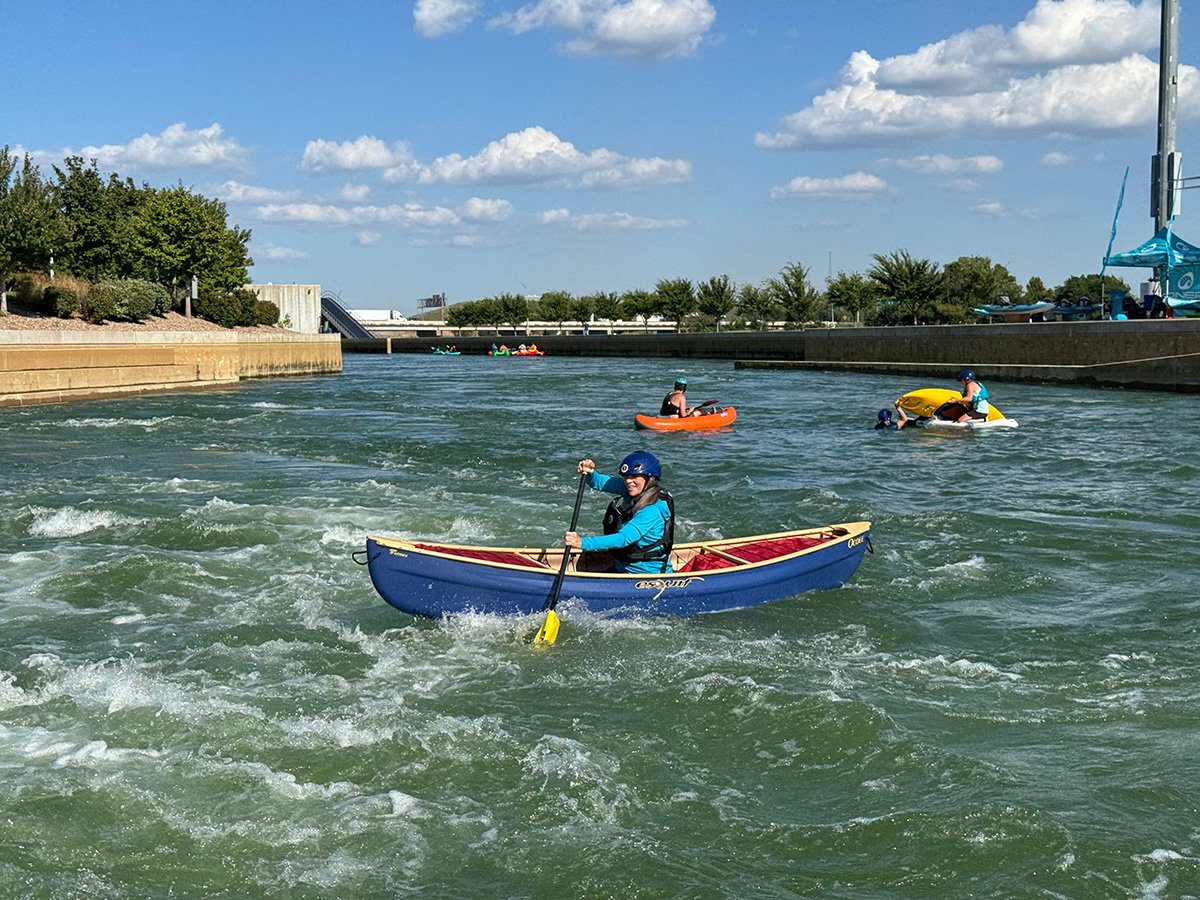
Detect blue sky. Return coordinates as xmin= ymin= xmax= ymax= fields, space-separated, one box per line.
xmin=6 ymin=0 xmax=1198 ymax=312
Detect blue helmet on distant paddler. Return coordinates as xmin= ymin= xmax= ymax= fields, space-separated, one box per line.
xmin=619 ymin=450 xmax=661 ymax=479
xmin=958 ymin=369 xmax=975 ymax=382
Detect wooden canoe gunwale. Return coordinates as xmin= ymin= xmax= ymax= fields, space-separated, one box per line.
xmin=372 ymin=523 xmax=861 ymax=579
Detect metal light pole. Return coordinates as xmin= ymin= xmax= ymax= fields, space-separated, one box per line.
xmin=188 ymin=275 xmax=197 ymax=317
xmin=1154 ymin=0 xmax=1180 ymax=232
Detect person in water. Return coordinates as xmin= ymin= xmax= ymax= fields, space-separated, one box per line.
xmin=660 ymin=377 xmax=696 ymax=417
xmin=875 ymin=403 xmax=910 ymax=430
xmin=955 ymin=369 xmax=990 ymax=422
xmin=564 ymin=451 xmax=674 ymax=574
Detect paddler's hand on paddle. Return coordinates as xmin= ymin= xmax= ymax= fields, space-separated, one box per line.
xmin=563 ymin=531 xmax=583 ymax=549
xmin=576 ymin=459 xmax=595 ymax=475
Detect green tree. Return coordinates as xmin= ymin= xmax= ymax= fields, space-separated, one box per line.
xmin=766 ymin=262 xmax=823 ymax=326
xmin=1055 ymin=273 xmax=1128 ymax=303
xmin=1025 ymin=276 xmax=1051 ymax=302
xmin=53 ymin=156 xmax=143 ymax=282
xmin=535 ymin=290 xmax=574 ymax=327
xmin=734 ymin=283 xmax=779 ymax=330
xmin=570 ymin=295 xmax=594 ymax=331
xmin=826 ymin=271 xmax=879 ymax=324
xmin=445 ymin=301 xmax=476 ymax=329
xmin=492 ymin=292 xmax=529 ymax=330
xmin=621 ymin=289 xmax=656 ymax=331
xmin=867 ymin=250 xmax=943 ymax=325
xmin=128 ymin=185 xmax=252 ymax=305
xmin=695 ymin=274 xmax=736 ymax=331
xmin=474 ymin=297 xmax=503 ymax=331
xmin=0 ymin=148 xmax=68 ymax=314
xmin=654 ymin=277 xmax=696 ymax=332
xmin=586 ymin=291 xmax=622 ymax=322
xmin=940 ymin=256 xmax=1022 ymax=323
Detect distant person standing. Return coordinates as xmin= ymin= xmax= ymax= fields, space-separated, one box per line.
xmin=660 ymin=377 xmax=694 ymax=417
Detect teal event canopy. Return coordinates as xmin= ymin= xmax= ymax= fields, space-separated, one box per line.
xmin=1103 ymin=226 xmax=1200 ymax=269
xmin=1104 ymin=226 xmax=1200 ymax=310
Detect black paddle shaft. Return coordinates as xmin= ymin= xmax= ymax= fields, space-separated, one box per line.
xmin=544 ymin=471 xmax=588 ymax=613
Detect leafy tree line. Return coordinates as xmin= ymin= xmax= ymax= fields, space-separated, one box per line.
xmin=448 ymin=255 xmax=1130 ymax=333
xmin=0 ymin=146 xmax=267 ymax=325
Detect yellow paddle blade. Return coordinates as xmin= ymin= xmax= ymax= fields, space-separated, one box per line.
xmin=532 ymin=609 xmax=560 ymax=647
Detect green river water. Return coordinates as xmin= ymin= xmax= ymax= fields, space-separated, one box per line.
xmin=1 ymin=353 xmax=1198 ymax=898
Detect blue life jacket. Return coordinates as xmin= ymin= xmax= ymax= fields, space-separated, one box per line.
xmin=602 ymin=489 xmax=675 ymax=572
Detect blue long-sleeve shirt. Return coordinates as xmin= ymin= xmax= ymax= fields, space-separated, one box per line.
xmin=579 ymin=471 xmax=673 ymax=574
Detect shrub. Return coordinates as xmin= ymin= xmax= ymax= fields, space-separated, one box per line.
xmin=251 ymin=299 xmax=280 ymax=326
xmin=80 ymin=282 xmax=119 ymax=324
xmin=193 ymin=287 xmax=254 ymax=328
xmin=126 ymin=279 xmax=171 ymax=317
xmin=10 ymin=273 xmax=42 ymax=308
xmin=43 ymin=286 xmax=80 ymax=318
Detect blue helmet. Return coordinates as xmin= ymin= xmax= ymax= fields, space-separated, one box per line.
xmin=674 ymin=376 xmax=687 ymax=389
xmin=619 ymin=450 xmax=661 ymax=479
xmin=878 ymin=408 xmax=893 ymax=422
xmin=958 ymin=369 xmax=975 ymax=382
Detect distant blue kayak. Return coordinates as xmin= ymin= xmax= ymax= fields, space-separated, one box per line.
xmin=363 ymin=521 xmax=871 ymax=618
xmin=973 ymin=301 xmax=1056 ymax=317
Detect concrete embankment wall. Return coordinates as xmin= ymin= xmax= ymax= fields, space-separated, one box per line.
xmin=0 ymin=331 xmax=342 ymax=407
xmin=350 ymin=319 xmax=1200 ymax=392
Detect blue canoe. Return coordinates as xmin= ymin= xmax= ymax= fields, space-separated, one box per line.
xmin=363 ymin=521 xmax=871 ymax=618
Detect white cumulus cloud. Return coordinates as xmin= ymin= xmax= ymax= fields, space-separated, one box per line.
xmin=257 ymin=202 xmax=460 ymax=228
xmin=418 ymin=125 xmax=690 ymax=188
xmin=490 ymin=0 xmax=715 ymax=60
xmin=755 ymin=0 xmax=1191 ymax=149
xmin=414 ymin=0 xmax=481 ymax=36
xmin=890 ymin=154 xmax=1004 ymax=175
xmin=216 ymin=181 xmax=298 ymax=203
xmin=259 ymin=245 xmax=310 ymax=260
xmin=79 ymin=122 xmax=248 ymax=170
xmin=300 ymin=136 xmax=418 ymax=176
xmin=770 ymin=172 xmax=887 ymax=200
xmin=971 ymin=200 xmax=1006 ymax=216
xmin=538 ymin=207 xmax=687 ymax=230
xmin=460 ymin=197 xmax=514 ymax=221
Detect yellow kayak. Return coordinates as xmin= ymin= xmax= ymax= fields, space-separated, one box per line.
xmin=897 ymin=388 xmax=1008 ymax=422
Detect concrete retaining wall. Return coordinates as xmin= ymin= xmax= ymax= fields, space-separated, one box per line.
xmin=351 ymin=319 xmax=1200 ymax=392
xmin=0 ymin=331 xmax=342 ymax=407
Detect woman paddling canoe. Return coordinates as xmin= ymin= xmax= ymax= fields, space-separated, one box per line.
xmin=563 ymin=451 xmax=675 ymax=574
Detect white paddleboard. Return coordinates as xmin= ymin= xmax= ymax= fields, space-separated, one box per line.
xmin=920 ymin=417 xmax=1018 ymax=430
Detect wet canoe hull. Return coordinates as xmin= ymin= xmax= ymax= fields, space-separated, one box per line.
xmin=365 ymin=521 xmax=870 ymax=618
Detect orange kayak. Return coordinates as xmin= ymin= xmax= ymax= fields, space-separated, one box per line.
xmin=634 ymin=406 xmax=737 ymax=431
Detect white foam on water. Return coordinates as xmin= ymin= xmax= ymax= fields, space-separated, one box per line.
xmin=219 ymin=758 xmax=360 ymax=801
xmin=27 ymin=505 xmax=143 ymax=538
xmin=521 ymin=733 xmax=633 ymax=824
xmin=189 ymin=495 xmax=252 ymax=513
xmin=111 ymin=612 xmax=148 ymax=625
xmin=287 ymin=848 xmax=373 ymax=890
xmin=445 ymin=516 xmax=497 ymax=543
xmin=680 ymin=672 xmax=775 ymax=711
xmin=26 ymin=653 xmax=263 ymax=722
xmin=62 ymin=415 xmax=175 ymax=430
xmin=0 ymin=672 xmax=32 ymax=711
xmin=319 ymin=522 xmax=366 ymax=547
xmin=873 ymin=652 xmax=1022 ymax=683
xmin=278 ymin=714 xmax=399 ymax=750
xmin=0 ymin=723 xmax=160 ymax=768
xmin=386 ymin=790 xmax=428 ymax=819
